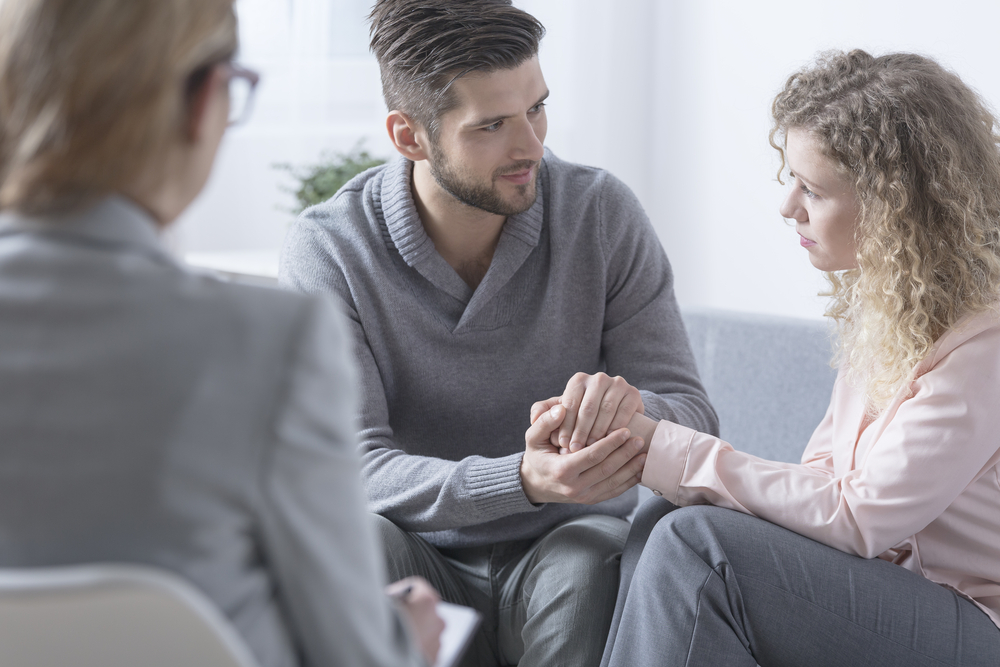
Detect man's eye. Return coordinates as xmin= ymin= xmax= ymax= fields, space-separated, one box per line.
xmin=484 ymin=121 xmax=502 ymax=132
xmin=530 ymin=102 xmax=546 ymax=114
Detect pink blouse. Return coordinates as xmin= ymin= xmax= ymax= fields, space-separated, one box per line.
xmin=642 ymin=308 xmax=1000 ymax=629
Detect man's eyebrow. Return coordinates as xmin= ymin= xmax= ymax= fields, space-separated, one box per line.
xmin=466 ymin=90 xmax=550 ymax=129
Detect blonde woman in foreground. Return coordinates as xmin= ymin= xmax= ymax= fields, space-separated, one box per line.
xmin=0 ymin=1 xmax=440 ymax=665
xmin=530 ymin=50 xmax=1000 ymax=666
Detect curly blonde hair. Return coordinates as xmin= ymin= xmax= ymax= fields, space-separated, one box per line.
xmin=770 ymin=50 xmax=1000 ymax=411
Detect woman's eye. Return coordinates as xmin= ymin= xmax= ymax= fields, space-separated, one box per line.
xmin=790 ymin=174 xmax=817 ymax=199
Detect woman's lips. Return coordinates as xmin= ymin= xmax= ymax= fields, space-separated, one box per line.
xmin=799 ymin=234 xmax=817 ymax=248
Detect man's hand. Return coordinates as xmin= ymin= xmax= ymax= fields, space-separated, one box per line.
xmin=387 ymin=577 xmax=444 ymax=666
xmin=521 ymin=404 xmax=646 ymax=504
xmin=539 ymin=373 xmax=645 ymax=453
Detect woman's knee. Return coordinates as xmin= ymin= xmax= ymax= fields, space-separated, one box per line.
xmin=644 ymin=505 xmax=752 ymax=566
xmin=632 ymin=496 xmax=679 ymax=531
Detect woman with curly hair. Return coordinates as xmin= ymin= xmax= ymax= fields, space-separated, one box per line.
xmin=533 ymin=49 xmax=1000 ymax=665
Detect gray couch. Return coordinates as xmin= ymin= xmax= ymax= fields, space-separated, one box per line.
xmin=635 ymin=308 xmax=838 ymax=508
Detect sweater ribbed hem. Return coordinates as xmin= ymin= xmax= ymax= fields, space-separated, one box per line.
xmin=467 ymin=452 xmax=539 ymax=520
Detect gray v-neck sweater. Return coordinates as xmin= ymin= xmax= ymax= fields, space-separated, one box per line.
xmin=280 ymin=149 xmax=717 ymax=548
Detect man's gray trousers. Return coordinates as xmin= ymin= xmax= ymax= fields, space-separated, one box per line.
xmin=375 ymin=513 xmax=628 ymax=667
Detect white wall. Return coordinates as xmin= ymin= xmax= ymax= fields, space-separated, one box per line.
xmin=523 ymin=0 xmax=1000 ymax=319
xmin=176 ymin=0 xmax=1000 ymax=320
xmin=170 ymin=0 xmax=394 ymax=256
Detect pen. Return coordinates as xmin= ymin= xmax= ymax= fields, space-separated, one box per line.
xmin=388 ymin=584 xmax=413 ymax=600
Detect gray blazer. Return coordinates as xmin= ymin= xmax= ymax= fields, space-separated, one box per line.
xmin=0 ymin=197 xmax=422 ymax=667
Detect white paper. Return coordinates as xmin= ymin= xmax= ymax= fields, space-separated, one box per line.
xmin=434 ymin=601 xmax=481 ymax=667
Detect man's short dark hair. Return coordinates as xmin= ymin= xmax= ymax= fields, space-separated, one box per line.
xmin=368 ymin=0 xmax=545 ymax=140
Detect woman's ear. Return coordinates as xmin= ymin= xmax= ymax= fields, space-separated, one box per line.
xmin=185 ymin=66 xmax=225 ymax=143
xmin=386 ymin=110 xmax=430 ymax=161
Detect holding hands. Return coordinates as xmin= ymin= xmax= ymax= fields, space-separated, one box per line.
xmin=529 ymin=372 xmax=645 ymax=453
xmin=521 ymin=403 xmax=646 ymax=504
xmin=520 ymin=373 xmax=651 ymax=505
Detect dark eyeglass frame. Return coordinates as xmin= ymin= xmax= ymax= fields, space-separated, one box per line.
xmin=185 ymin=61 xmax=261 ymax=127
xmin=219 ymin=62 xmax=260 ymax=127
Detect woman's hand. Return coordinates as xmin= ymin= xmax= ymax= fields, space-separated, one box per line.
xmin=529 ymin=396 xmax=563 ymax=450
xmin=531 ymin=373 xmax=644 ymax=453
xmin=386 ymin=576 xmax=444 ymax=665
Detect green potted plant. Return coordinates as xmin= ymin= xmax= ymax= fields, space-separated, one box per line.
xmin=276 ymin=143 xmax=386 ymax=214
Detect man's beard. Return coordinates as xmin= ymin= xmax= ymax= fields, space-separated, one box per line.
xmin=428 ymin=145 xmax=539 ymax=217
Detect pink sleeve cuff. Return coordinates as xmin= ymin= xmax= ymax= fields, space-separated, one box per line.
xmin=640 ymin=420 xmax=698 ymax=503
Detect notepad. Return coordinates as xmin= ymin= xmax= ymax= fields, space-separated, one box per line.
xmin=434 ymin=601 xmax=482 ymax=667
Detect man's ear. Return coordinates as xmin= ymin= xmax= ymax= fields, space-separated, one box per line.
xmin=386 ymin=110 xmax=430 ymax=161
xmin=185 ymin=66 xmax=224 ymax=143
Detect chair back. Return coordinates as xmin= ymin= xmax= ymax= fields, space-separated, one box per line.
xmin=0 ymin=564 xmax=260 ymax=667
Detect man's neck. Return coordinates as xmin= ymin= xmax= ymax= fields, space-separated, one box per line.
xmin=411 ymin=160 xmax=506 ymax=290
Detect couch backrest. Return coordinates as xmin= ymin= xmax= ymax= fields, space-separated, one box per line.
xmin=682 ymin=309 xmax=838 ymax=464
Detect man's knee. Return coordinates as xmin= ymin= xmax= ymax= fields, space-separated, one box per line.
xmin=512 ymin=515 xmax=627 ymax=664
xmin=371 ymin=513 xmax=406 ymax=552
xmin=370 ymin=513 xmax=427 ymax=581
xmin=531 ymin=515 xmax=629 ymax=594
xmin=545 ymin=514 xmax=628 ymax=556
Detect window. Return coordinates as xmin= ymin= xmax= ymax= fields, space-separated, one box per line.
xmin=176 ymin=0 xmax=390 ymax=279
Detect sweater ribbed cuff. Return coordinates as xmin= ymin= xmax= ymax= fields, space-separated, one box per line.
xmin=639 ymin=390 xmax=670 ymax=423
xmin=467 ymin=453 xmax=539 ymax=521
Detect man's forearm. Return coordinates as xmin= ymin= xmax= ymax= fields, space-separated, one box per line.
xmin=361 ymin=443 xmax=537 ymax=532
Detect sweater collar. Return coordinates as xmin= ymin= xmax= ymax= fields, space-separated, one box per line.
xmin=377 ymin=154 xmax=546 ymax=270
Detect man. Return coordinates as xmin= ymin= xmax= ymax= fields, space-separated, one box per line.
xmin=279 ymin=1 xmax=718 ymax=665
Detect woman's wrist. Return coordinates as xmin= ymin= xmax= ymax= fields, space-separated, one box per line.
xmin=626 ymin=412 xmax=658 ymax=455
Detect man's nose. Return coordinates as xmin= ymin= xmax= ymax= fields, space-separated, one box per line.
xmin=511 ymin=118 xmax=544 ymax=162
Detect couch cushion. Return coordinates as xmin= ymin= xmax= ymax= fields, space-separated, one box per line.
xmin=682 ymin=309 xmax=838 ymax=464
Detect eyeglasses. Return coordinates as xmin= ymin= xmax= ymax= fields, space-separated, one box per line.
xmin=220 ymin=63 xmax=260 ymax=127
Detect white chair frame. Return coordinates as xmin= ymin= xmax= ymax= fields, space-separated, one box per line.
xmin=0 ymin=564 xmax=260 ymax=667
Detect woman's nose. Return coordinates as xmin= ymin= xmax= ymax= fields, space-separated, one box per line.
xmin=779 ymin=188 xmax=806 ymax=222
